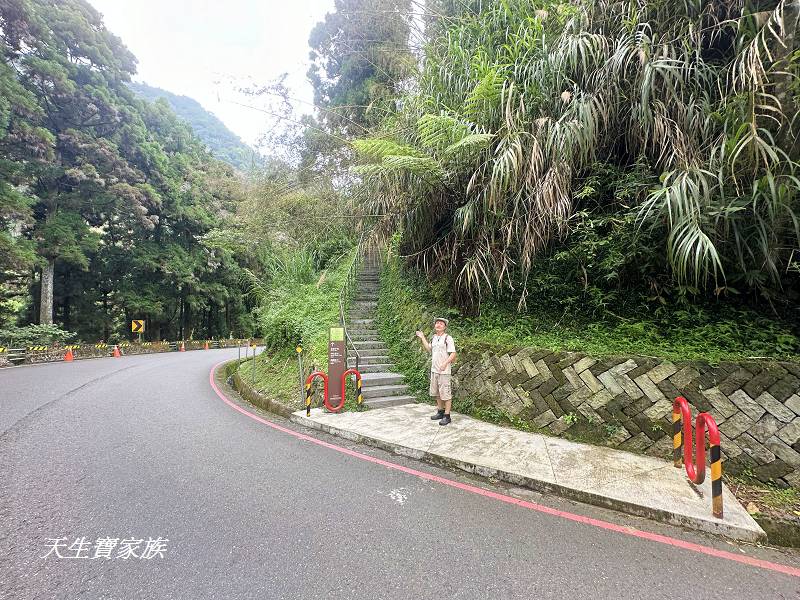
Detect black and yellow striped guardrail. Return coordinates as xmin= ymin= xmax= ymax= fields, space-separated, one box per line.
xmin=0 ymin=338 xmax=258 ymax=367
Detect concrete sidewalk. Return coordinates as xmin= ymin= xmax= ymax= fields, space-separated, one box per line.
xmin=291 ymin=403 xmax=765 ymax=542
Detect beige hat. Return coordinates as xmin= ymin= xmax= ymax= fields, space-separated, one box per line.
xmin=433 ymin=317 xmax=449 ymax=325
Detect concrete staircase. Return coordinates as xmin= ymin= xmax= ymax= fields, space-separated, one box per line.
xmin=346 ymin=256 xmax=415 ymax=409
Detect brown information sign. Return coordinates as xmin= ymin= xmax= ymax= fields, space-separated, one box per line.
xmin=328 ymin=327 xmax=346 ymax=410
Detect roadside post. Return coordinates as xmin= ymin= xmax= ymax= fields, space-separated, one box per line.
xmin=328 ymin=327 xmax=346 ymax=412
xmin=296 ymin=345 xmax=304 ymax=406
xmin=238 ymin=340 xmax=241 ymax=362
xmin=305 ymin=371 xmax=329 ymax=416
xmin=251 ymin=341 xmax=257 ymax=386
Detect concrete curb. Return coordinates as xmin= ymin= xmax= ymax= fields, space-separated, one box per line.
xmin=289 ymin=410 xmax=766 ymax=543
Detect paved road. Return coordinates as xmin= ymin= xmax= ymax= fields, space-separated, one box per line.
xmin=2 ymin=350 xmax=799 ymax=599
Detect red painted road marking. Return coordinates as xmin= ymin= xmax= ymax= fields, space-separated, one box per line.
xmin=209 ymin=362 xmax=800 ymax=579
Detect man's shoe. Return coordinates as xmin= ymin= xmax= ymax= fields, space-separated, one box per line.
xmin=430 ymin=409 xmax=445 ymax=420
xmin=439 ymin=414 xmax=452 ymax=426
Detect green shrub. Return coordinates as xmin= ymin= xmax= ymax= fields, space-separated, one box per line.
xmin=0 ymin=324 xmax=76 ymax=346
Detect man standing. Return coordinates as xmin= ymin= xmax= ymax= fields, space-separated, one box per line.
xmin=415 ymin=318 xmax=457 ymax=425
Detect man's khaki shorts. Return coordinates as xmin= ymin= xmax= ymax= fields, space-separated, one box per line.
xmin=429 ymin=372 xmax=452 ymax=401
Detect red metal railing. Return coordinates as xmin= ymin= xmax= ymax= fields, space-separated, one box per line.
xmin=672 ymin=396 xmax=723 ymax=518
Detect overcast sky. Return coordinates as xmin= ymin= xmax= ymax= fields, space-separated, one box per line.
xmin=89 ymin=0 xmax=335 ymax=147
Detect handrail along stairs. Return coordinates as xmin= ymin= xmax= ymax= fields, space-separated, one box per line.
xmin=338 ymin=235 xmax=366 ymax=373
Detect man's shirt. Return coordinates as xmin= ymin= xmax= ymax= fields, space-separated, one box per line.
xmin=431 ymin=334 xmax=456 ymax=375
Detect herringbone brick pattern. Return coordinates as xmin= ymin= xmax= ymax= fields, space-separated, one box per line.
xmin=453 ymin=348 xmax=800 ymax=488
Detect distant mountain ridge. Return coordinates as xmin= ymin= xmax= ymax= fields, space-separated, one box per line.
xmin=130 ymin=82 xmax=257 ymax=171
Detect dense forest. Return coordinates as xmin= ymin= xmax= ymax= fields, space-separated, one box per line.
xmin=0 ymin=0 xmax=264 ymax=343
xmin=1 ymin=0 xmax=799 ymax=355
xmin=130 ymin=82 xmax=258 ymax=172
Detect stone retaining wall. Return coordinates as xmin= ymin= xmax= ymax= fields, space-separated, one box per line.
xmin=453 ymin=348 xmax=800 ymax=488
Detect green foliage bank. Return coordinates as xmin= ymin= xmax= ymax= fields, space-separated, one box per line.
xmin=353 ymin=0 xmax=800 ymax=339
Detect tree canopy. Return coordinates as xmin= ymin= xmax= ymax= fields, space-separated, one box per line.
xmin=0 ymin=0 xmax=257 ymax=340
xmin=130 ymin=82 xmax=259 ymax=172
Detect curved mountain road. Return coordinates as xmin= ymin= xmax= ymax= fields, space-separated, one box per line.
xmin=2 ymin=350 xmax=799 ymax=599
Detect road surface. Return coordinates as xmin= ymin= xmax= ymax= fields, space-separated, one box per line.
xmin=2 ymin=350 xmax=799 ymax=599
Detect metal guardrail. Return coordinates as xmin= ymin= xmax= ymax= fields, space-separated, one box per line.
xmin=0 ymin=338 xmax=259 ymax=367
xmin=304 ymin=367 xmax=363 ymax=415
xmin=672 ymin=396 xmax=723 ymax=519
xmin=339 ymin=235 xmax=366 ymax=373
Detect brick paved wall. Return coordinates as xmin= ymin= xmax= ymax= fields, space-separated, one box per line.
xmin=452 ymin=348 xmax=800 ymax=488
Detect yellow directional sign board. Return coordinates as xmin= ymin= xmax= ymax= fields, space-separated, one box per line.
xmin=131 ymin=320 xmax=145 ymax=333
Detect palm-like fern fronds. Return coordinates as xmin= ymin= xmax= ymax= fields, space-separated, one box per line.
xmin=350 ymin=0 xmax=800 ymax=305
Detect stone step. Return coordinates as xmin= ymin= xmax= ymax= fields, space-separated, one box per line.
xmin=362 ymin=384 xmax=410 ymax=399
xmin=350 ymin=319 xmax=375 ymax=325
xmin=361 ymin=372 xmax=405 ymax=387
xmin=352 ymin=340 xmax=387 ymax=350
xmin=364 ymin=395 xmax=417 ymax=409
xmin=348 ymin=355 xmax=390 ymax=365
xmin=347 ymin=330 xmax=379 ymax=337
xmin=352 ymin=348 xmax=390 ymax=358
xmin=347 ymin=328 xmax=379 ymax=335
xmin=349 ymin=335 xmax=381 ymax=343
xmin=351 ymin=363 xmax=395 ymax=373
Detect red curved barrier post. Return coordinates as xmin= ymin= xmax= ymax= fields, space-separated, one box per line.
xmin=305 ymin=371 xmax=329 ymax=417
xmin=672 ymin=396 xmax=723 ymax=519
xmin=326 ymin=368 xmax=363 ymax=413
xmin=339 ymin=368 xmax=363 ymax=411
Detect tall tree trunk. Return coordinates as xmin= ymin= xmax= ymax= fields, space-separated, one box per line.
xmin=39 ymin=258 xmax=54 ymax=325
xmin=103 ymin=293 xmax=110 ymax=340
xmin=63 ymin=293 xmax=70 ymax=331
xmin=179 ymin=292 xmax=185 ymax=340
